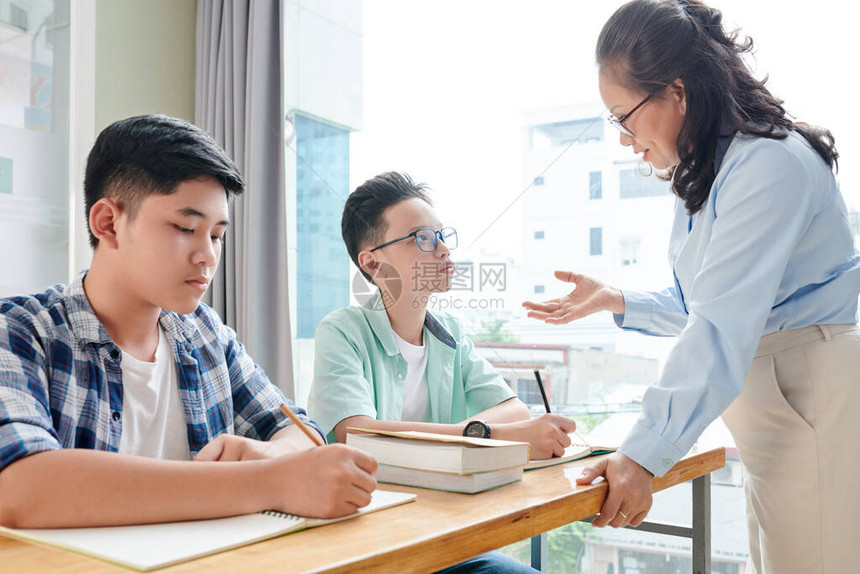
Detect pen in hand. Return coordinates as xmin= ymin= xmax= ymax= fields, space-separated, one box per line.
xmin=534 ymin=369 xmax=552 ymax=413
xmin=534 ymin=369 xmax=588 ymax=448
xmin=280 ymin=404 xmax=325 ymax=447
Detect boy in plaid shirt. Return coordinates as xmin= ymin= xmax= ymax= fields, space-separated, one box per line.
xmin=0 ymin=115 xmax=376 ymax=528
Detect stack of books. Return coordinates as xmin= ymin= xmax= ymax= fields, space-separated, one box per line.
xmin=346 ymin=428 xmax=530 ymax=494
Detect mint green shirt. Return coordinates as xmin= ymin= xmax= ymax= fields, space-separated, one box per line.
xmin=308 ymin=296 xmax=516 ymax=443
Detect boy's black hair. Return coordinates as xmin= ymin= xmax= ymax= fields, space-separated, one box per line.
xmin=84 ymin=114 xmax=244 ymax=248
xmin=342 ymin=172 xmax=431 ymax=282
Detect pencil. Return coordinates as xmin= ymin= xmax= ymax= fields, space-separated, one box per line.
xmin=534 ymin=369 xmax=552 ymax=413
xmin=279 ymin=404 xmax=324 ymax=447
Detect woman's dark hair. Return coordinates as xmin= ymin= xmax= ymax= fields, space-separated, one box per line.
xmin=596 ymin=0 xmax=838 ymax=214
xmin=84 ymin=114 xmax=244 ymax=247
xmin=342 ymin=172 xmax=432 ymax=282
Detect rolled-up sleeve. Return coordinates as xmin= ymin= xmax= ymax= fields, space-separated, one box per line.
xmin=220 ymin=320 xmax=323 ymax=443
xmin=0 ymin=314 xmax=62 ymax=472
xmin=459 ymin=335 xmax=516 ymax=417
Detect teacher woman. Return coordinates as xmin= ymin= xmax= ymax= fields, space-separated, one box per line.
xmin=523 ymin=1 xmax=860 ymax=572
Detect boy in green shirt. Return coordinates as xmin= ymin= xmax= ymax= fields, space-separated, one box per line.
xmin=311 ymin=172 xmax=580 ymax=573
xmin=310 ymin=171 xmax=576 ymax=455
xmin=310 ymin=172 xmax=579 ymax=573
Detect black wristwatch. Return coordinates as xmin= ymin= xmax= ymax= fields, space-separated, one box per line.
xmin=463 ymin=419 xmax=491 ymax=439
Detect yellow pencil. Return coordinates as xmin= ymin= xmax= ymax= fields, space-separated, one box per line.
xmin=279 ymin=404 xmax=324 ymax=447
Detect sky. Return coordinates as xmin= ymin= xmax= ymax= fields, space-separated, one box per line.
xmin=351 ymin=0 xmax=859 ymax=263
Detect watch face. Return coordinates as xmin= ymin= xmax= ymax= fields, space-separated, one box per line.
xmin=464 ymin=420 xmax=490 ymax=439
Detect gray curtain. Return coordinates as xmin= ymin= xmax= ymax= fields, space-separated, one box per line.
xmin=195 ymin=0 xmax=294 ymax=397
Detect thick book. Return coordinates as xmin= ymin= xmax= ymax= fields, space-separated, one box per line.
xmin=524 ymin=431 xmax=621 ymax=471
xmin=346 ymin=428 xmax=530 ymax=474
xmin=0 ymin=490 xmax=415 ymax=571
xmin=377 ymin=463 xmax=523 ymax=494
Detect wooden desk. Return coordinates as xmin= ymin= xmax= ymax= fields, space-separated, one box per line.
xmin=0 ymin=447 xmax=725 ymax=573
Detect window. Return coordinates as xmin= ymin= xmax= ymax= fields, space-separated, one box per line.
xmin=619 ymin=168 xmax=672 ymax=199
xmin=516 ymin=378 xmax=543 ymax=406
xmin=589 ymin=171 xmax=602 ymax=200
xmin=295 ymin=114 xmax=350 ymax=338
xmin=589 ymin=227 xmax=603 ymax=256
xmin=8 ymin=3 xmax=29 ymax=29
xmin=620 ymin=237 xmax=641 ymax=267
xmin=355 ymin=2 xmax=769 ymax=569
xmin=618 ymin=550 xmax=741 ymax=574
xmin=0 ymin=0 xmax=71 ymax=297
xmin=530 ymin=117 xmax=603 ymax=147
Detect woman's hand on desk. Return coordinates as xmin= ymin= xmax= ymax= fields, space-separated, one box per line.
xmin=265 ymin=444 xmax=379 ymax=519
xmin=493 ymin=414 xmax=577 ymax=459
xmin=522 ymin=271 xmax=624 ymax=325
xmin=576 ymin=452 xmax=653 ymax=529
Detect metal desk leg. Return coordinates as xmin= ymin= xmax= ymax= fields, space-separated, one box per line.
xmin=576 ymin=473 xmax=713 ymax=573
xmin=530 ymin=533 xmax=547 ymax=572
xmin=692 ymin=473 xmax=711 ymax=574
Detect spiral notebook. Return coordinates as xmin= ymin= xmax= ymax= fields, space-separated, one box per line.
xmin=0 ymin=489 xmax=416 ymax=571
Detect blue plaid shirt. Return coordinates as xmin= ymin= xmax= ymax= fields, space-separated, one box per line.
xmin=0 ymin=271 xmax=322 ymax=472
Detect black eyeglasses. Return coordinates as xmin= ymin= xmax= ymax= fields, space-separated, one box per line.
xmin=607 ymin=89 xmax=660 ymax=137
xmin=370 ymin=227 xmax=458 ymax=253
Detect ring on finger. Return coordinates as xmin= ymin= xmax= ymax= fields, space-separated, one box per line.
xmin=618 ymin=510 xmax=628 ymax=520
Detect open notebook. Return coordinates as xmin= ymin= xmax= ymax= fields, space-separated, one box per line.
xmin=524 ymin=431 xmax=622 ymax=471
xmin=0 ymin=489 xmax=415 ymax=571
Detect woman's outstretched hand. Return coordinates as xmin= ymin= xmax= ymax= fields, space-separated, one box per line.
xmin=522 ymin=271 xmax=625 ymax=325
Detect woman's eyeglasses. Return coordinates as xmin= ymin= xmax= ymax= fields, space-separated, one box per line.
xmin=370 ymin=227 xmax=458 ymax=253
xmin=607 ymin=89 xmax=659 ymax=137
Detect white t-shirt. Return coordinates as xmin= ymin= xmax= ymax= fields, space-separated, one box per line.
xmin=392 ymin=331 xmax=431 ymax=422
xmin=117 ymin=327 xmax=191 ymax=460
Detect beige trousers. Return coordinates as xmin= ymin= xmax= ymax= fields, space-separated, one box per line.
xmin=721 ymin=324 xmax=860 ymax=574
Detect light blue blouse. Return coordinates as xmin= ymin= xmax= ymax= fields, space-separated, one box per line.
xmin=615 ymin=130 xmax=860 ymax=476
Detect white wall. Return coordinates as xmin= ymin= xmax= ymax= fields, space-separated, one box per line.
xmin=71 ymin=0 xmax=197 ymax=274
xmin=94 ymin=0 xmax=196 ymax=132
